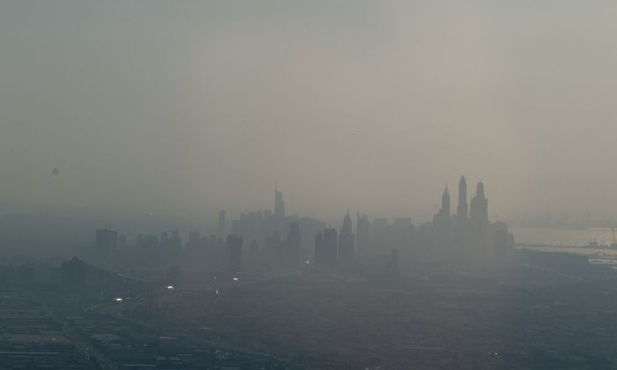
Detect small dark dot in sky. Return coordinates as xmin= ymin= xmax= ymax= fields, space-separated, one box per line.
xmin=52 ymin=168 xmax=59 ymax=176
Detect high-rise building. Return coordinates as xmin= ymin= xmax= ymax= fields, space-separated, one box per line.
xmin=274 ymin=185 xmax=285 ymax=220
xmin=392 ymin=218 xmax=414 ymax=250
xmin=371 ymin=218 xmax=391 ymax=250
xmin=95 ymin=229 xmax=118 ymax=256
xmin=170 ymin=231 xmax=181 ymax=249
xmin=61 ymin=257 xmax=86 ymax=285
xmin=469 ymin=181 xmax=489 ymax=253
xmin=433 ymin=185 xmax=451 ymax=231
xmin=338 ymin=212 xmax=355 ymax=271
xmin=432 ymin=185 xmax=451 ymax=249
xmin=442 ymin=184 xmax=451 ymax=218
xmin=356 ymin=213 xmax=370 ymax=254
xmin=232 ymin=211 xmax=266 ymax=244
xmin=218 ymin=210 xmax=226 ymax=239
xmin=314 ymin=231 xmax=325 ymax=269
xmin=323 ymin=229 xmax=338 ymax=271
xmin=454 ymin=176 xmax=470 ymax=250
xmin=457 ymin=176 xmax=468 ymax=224
xmin=469 ymin=181 xmax=489 ymax=227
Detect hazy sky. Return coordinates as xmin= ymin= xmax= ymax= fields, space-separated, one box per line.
xmin=2 ymin=1 xmax=617 ymax=226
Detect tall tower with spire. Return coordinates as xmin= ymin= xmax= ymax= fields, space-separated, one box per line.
xmin=342 ymin=211 xmax=352 ymax=236
xmin=433 ymin=184 xmax=451 ymax=248
xmin=469 ymin=181 xmax=488 ymax=226
xmin=274 ymin=184 xmax=285 ymax=220
xmin=442 ymin=184 xmax=450 ymax=218
xmin=338 ymin=211 xmax=355 ymax=271
xmin=457 ymin=176 xmax=468 ymax=223
xmin=469 ymin=181 xmax=489 ymax=253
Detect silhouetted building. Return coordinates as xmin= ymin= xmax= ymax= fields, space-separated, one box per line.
xmin=287 ymin=215 xmax=326 ymax=259
xmin=95 ymin=229 xmax=118 ymax=256
xmin=457 ymin=176 xmax=468 ymax=225
xmin=371 ymin=218 xmax=391 ymax=250
xmin=232 ymin=211 xmax=266 ymax=245
xmin=454 ymin=176 xmax=470 ymax=250
xmin=323 ymin=228 xmax=338 ymax=271
xmin=170 ymin=230 xmax=182 ymax=249
xmin=226 ymin=234 xmax=243 ymax=275
xmin=356 ymin=213 xmax=370 ymax=255
xmin=142 ymin=234 xmax=159 ymax=254
xmin=158 ymin=232 xmax=173 ymax=263
xmin=433 ymin=185 xmax=451 ymax=248
xmin=185 ymin=232 xmax=201 ymax=255
xmin=61 ymin=257 xmax=86 ymax=285
xmin=338 ymin=212 xmax=355 ymax=271
xmin=392 ymin=218 xmax=414 ymax=250
xmin=470 ymin=182 xmax=488 ymax=226
xmin=274 ymin=185 xmax=285 ymax=220
xmin=469 ymin=181 xmax=489 ymax=254
xmin=313 ymin=228 xmax=338 ymax=272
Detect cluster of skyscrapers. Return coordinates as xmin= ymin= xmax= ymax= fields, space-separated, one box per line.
xmin=433 ymin=176 xmax=511 ymax=262
xmin=94 ymin=178 xmax=513 ymax=277
xmin=314 ymin=212 xmax=355 ymax=273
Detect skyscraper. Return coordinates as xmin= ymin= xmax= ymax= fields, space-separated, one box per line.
xmin=342 ymin=212 xmax=352 ymax=235
xmin=454 ymin=176 xmax=469 ymax=250
xmin=433 ymin=185 xmax=451 ymax=230
xmin=323 ymin=228 xmax=338 ymax=272
xmin=356 ymin=213 xmax=370 ymax=254
xmin=469 ymin=181 xmax=489 ymax=254
xmin=457 ymin=176 xmax=468 ymax=224
xmin=274 ymin=185 xmax=285 ymax=220
xmin=314 ymin=231 xmax=326 ymax=270
xmin=433 ymin=185 xmax=451 ymax=249
xmin=371 ymin=218 xmax=391 ymax=250
xmin=338 ymin=212 xmax=355 ymax=271
xmin=392 ymin=218 xmax=414 ymax=250
xmin=469 ymin=182 xmax=488 ymax=226
xmin=442 ymin=184 xmax=450 ymax=218
xmin=95 ymin=229 xmax=118 ymax=257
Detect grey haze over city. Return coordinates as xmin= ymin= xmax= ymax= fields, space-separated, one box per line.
xmin=2 ymin=1 xmax=617 ymax=238
xmin=6 ymin=2 xmax=617 ymax=370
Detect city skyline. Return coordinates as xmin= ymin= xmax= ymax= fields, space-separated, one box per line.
xmin=2 ymin=2 xmax=617 ymax=369
xmin=3 ymin=2 xmax=617 ymax=223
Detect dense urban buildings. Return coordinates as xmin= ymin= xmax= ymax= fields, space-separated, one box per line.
xmin=10 ymin=178 xmax=610 ymax=369
xmin=84 ymin=179 xmax=514 ymax=279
